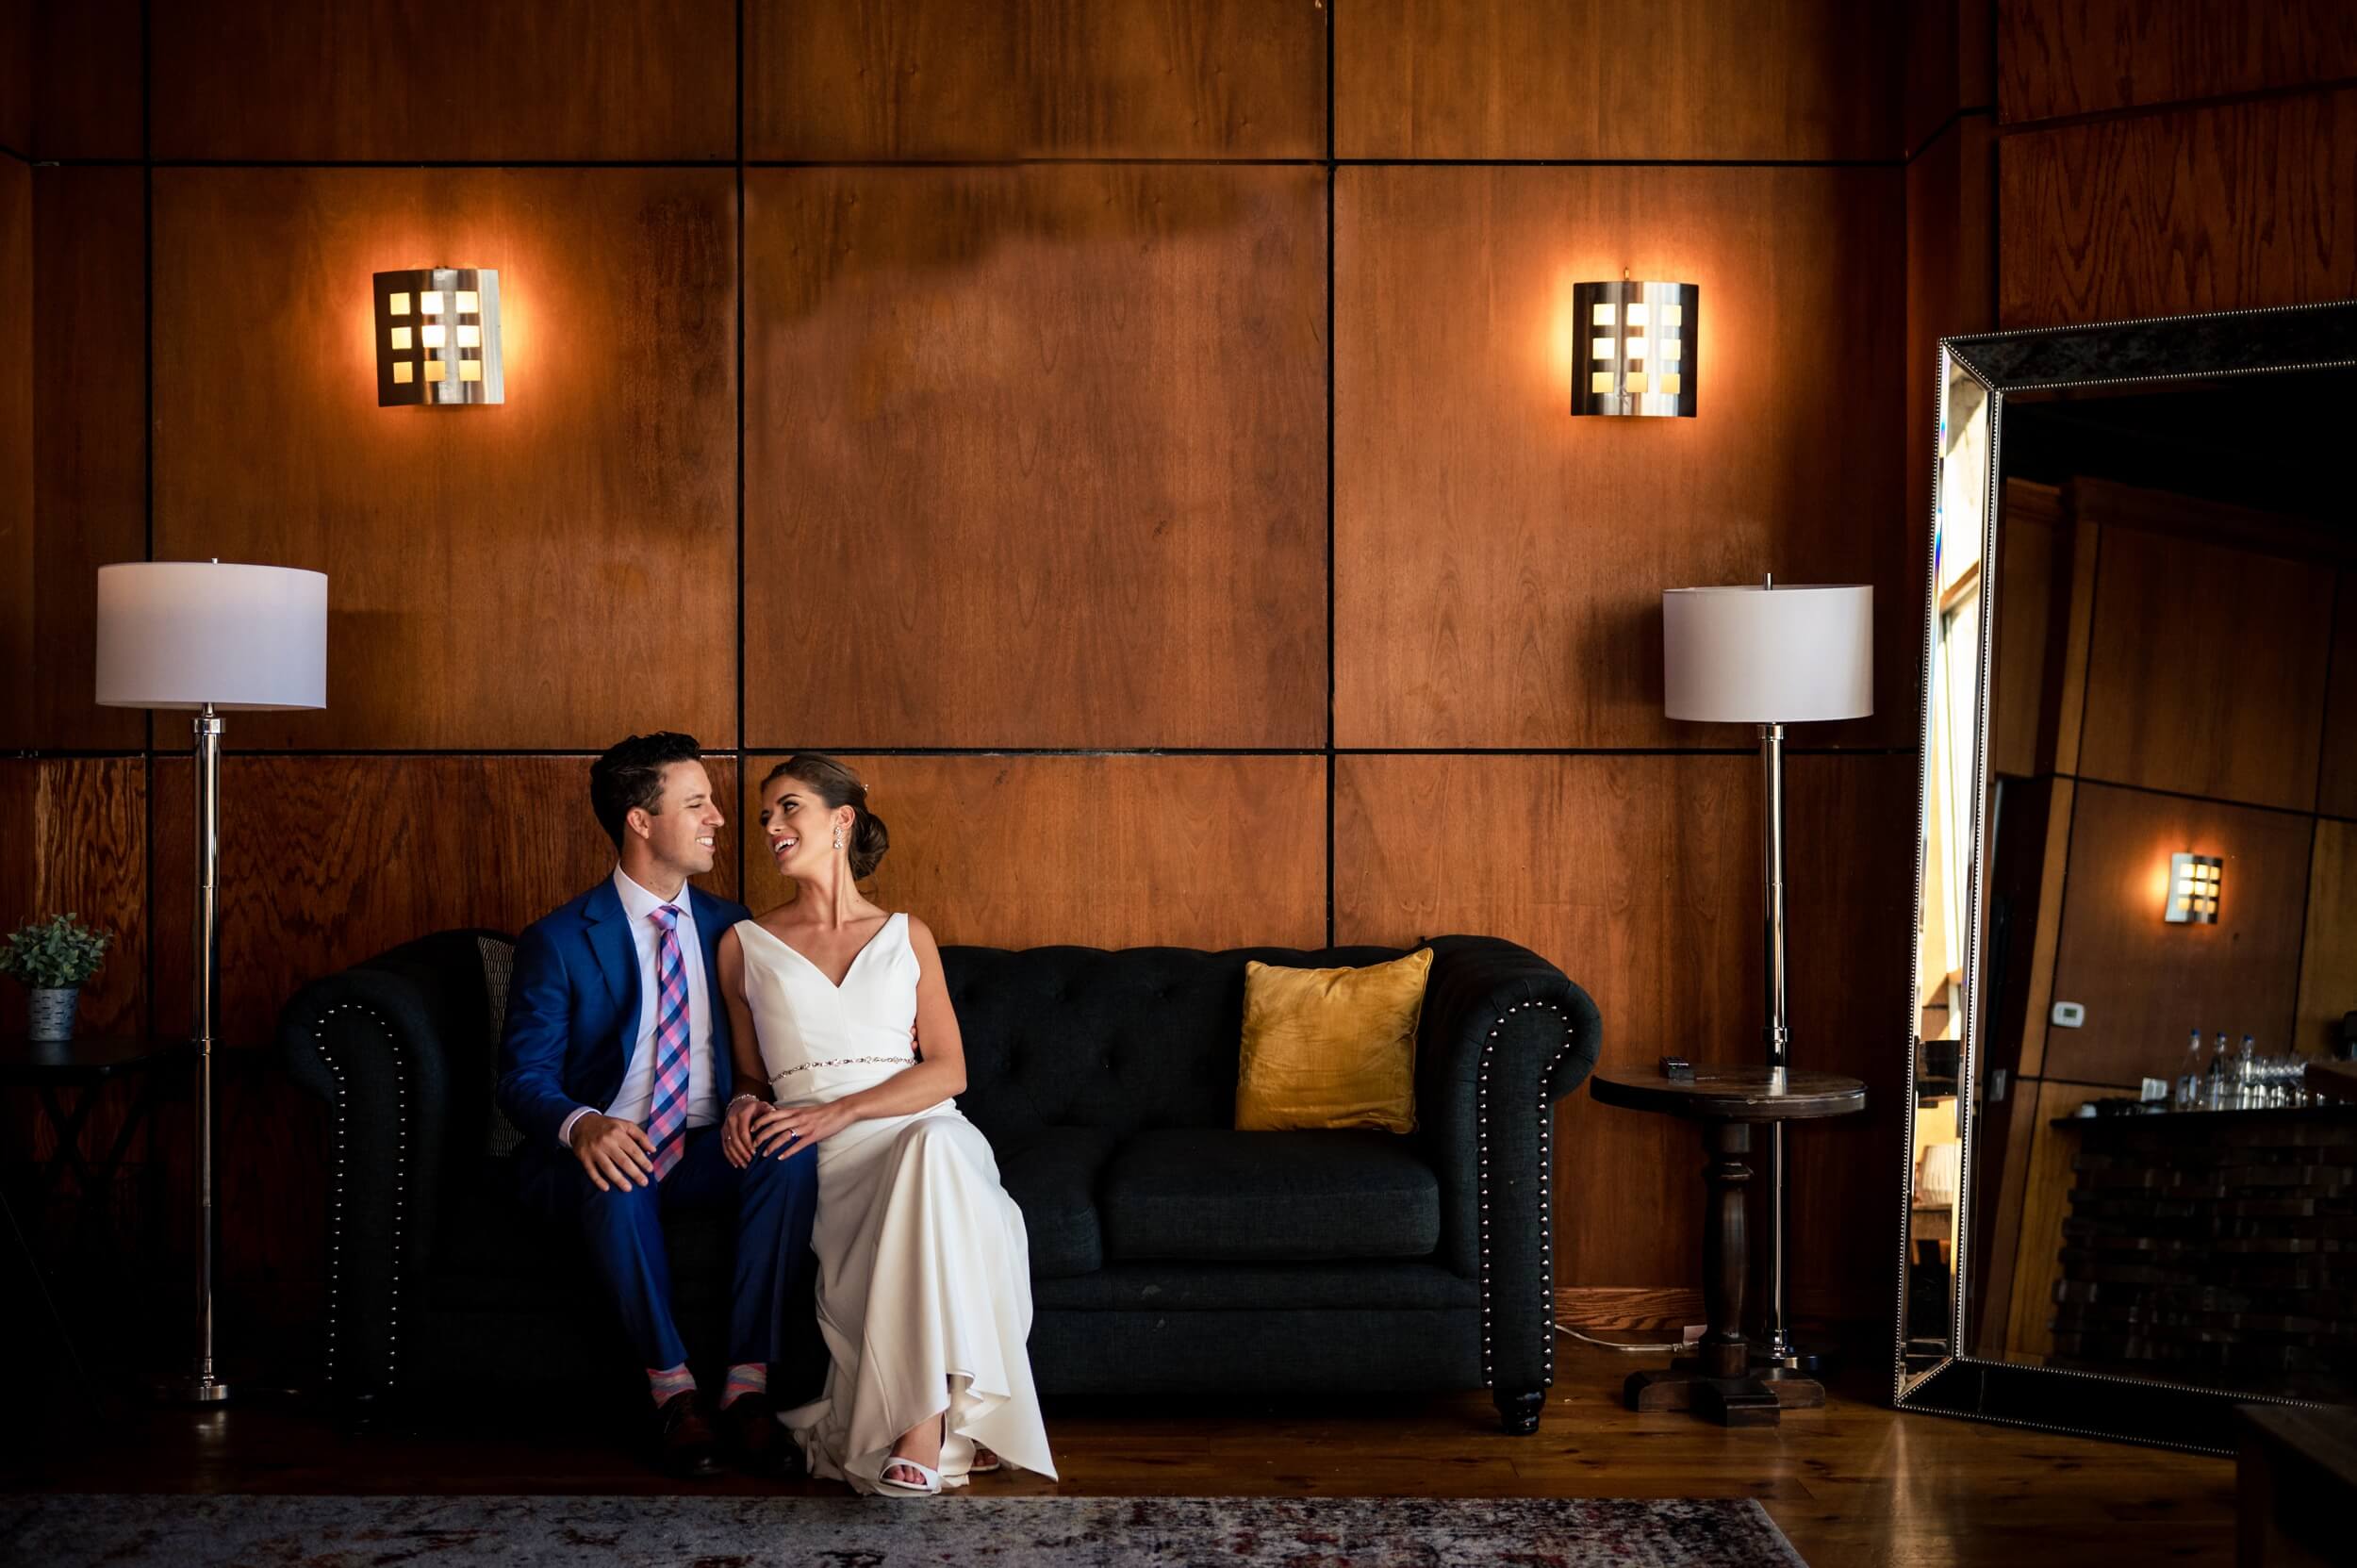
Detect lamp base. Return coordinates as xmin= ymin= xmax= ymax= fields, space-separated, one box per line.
xmin=155 ymin=1371 xmax=232 ymax=1405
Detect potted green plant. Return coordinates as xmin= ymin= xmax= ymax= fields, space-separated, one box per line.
xmin=3 ymin=914 xmax=113 ymax=1042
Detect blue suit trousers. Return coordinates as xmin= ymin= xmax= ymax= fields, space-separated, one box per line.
xmin=520 ymin=1126 xmax=825 ymax=1397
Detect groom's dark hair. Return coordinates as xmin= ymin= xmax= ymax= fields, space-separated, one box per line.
xmin=590 ymin=732 xmax=705 ymax=850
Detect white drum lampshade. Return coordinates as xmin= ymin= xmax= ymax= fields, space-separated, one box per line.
xmin=95 ymin=562 xmax=328 ymax=711
xmin=1662 ymin=583 xmax=1872 ymax=724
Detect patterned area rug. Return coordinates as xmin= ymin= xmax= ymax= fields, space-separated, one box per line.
xmin=9 ymin=1493 xmax=1806 ymax=1566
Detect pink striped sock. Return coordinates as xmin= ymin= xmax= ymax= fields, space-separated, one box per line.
xmin=648 ymin=1363 xmax=696 ymax=1408
xmin=721 ymin=1362 xmax=768 ymax=1409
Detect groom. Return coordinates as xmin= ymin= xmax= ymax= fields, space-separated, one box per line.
xmin=497 ymin=732 xmax=820 ymax=1478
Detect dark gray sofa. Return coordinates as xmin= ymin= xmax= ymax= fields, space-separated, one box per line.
xmin=277 ymin=930 xmax=1600 ymax=1432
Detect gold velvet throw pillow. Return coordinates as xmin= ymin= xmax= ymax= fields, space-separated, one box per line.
xmin=1235 ymin=948 xmax=1434 ymax=1134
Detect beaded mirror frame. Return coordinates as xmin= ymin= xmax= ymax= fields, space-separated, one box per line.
xmin=1890 ymin=299 xmax=2357 ymax=1453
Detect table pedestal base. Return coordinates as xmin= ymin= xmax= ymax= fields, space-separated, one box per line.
xmin=1624 ymin=1361 xmax=1824 ymax=1426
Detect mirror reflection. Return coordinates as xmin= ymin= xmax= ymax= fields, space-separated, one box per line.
xmin=1910 ymin=362 xmax=2357 ymax=1402
xmin=1904 ymin=358 xmax=1991 ymax=1378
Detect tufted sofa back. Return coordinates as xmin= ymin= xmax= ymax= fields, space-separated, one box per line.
xmin=939 ymin=941 xmax=1408 ymax=1147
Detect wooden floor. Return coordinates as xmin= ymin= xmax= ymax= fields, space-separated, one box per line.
xmin=9 ymin=1341 xmax=2237 ymax=1567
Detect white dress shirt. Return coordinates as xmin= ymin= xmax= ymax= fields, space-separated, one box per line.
xmin=557 ymin=867 xmax=722 ymax=1148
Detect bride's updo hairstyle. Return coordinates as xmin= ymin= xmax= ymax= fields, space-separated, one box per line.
xmin=763 ymin=753 xmax=890 ymax=882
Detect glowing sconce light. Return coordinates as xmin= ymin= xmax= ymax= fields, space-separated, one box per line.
xmin=374 ymin=269 xmax=503 ymax=405
xmin=2166 ymin=852 xmax=2222 ymax=924
xmin=1572 ymin=276 xmax=1697 ymax=417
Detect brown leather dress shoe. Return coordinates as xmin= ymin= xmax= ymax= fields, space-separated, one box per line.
xmin=653 ymin=1390 xmax=723 ymax=1479
xmin=719 ymin=1392 xmax=799 ymax=1477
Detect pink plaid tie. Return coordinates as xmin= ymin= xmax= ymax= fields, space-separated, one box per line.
xmin=646 ymin=904 xmax=692 ymax=1181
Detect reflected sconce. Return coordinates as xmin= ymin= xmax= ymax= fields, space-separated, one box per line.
xmin=374 ymin=268 xmax=503 ymax=405
xmin=2166 ymin=852 xmax=2223 ymax=924
xmin=1572 ymin=276 xmax=1697 ymax=417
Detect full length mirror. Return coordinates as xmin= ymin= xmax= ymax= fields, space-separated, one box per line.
xmin=1896 ymin=303 xmax=2357 ymax=1451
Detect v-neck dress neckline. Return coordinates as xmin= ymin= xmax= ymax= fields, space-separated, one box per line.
xmin=741 ymin=911 xmax=902 ymax=992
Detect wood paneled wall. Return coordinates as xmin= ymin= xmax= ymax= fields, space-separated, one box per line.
xmin=1 ymin=151 xmax=29 ymax=743
xmin=13 ymin=0 xmax=1943 ymax=1346
xmin=1994 ymin=3 xmax=2357 ymax=326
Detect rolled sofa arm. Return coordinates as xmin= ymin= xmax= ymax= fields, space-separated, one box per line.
xmin=276 ymin=933 xmax=480 ymax=1416
xmin=1413 ymin=934 xmax=1604 ymax=1431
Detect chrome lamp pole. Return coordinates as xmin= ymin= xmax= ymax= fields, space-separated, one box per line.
xmin=95 ymin=561 xmax=328 ymax=1404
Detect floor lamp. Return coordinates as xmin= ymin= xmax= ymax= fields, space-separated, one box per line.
xmin=97 ymin=561 xmax=328 ymax=1403
xmin=1662 ymin=578 xmax=1871 ymax=1368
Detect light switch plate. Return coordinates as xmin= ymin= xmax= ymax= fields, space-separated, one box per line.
xmin=2052 ymin=1001 xmax=2086 ymax=1028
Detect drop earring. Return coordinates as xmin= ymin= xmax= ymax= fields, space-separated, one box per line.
xmin=832 ymin=826 xmax=844 ymax=851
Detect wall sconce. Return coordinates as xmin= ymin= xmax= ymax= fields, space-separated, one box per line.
xmin=1572 ymin=277 xmax=1697 ymax=418
xmin=374 ymin=268 xmax=503 ymax=405
xmin=2166 ymin=852 xmax=2222 ymax=924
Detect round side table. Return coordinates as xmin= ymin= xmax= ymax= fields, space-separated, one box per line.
xmin=1590 ymin=1064 xmax=1867 ymax=1427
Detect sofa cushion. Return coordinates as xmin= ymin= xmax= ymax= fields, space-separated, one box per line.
xmin=1100 ymin=1129 xmax=1441 ymax=1263
xmin=997 ymin=1126 xmax=1116 ymax=1279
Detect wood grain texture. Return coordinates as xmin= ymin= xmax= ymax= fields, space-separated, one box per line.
xmin=741 ymin=753 xmax=1327 ymax=952
xmin=2013 ymin=777 xmax=2077 ymax=1081
xmin=1999 ymin=89 xmax=2357 ymax=327
xmin=22 ymin=166 xmax=145 ymax=752
xmin=31 ymin=0 xmax=139 ymax=158
xmin=0 ymin=758 xmax=147 ymax=1036
xmin=1987 ymin=482 xmax=2066 ymax=781
xmin=1778 ymin=753 xmax=1921 ymax=1321
xmin=1337 ymin=0 xmax=1902 ymax=160
xmin=2048 ymin=514 xmax=2102 ymax=779
xmin=1555 ymin=1285 xmax=1705 ymax=1331
xmin=2295 ymin=819 xmax=2356 ymax=1058
xmin=149 ymin=0 xmax=734 ymax=161
xmin=2075 ymin=508 xmax=2333 ymax=813
xmin=151 ymin=755 xmax=739 ymax=1045
xmin=0 ymin=157 xmax=27 ymax=749
xmin=1906 ymin=116 xmax=1996 ymax=611
xmin=1904 ymin=0 xmax=1993 ymax=155
xmin=744 ymin=166 xmax=1326 ymax=751
xmin=1997 ymin=0 xmax=2357 ymax=125
xmin=2042 ymin=782 xmax=2312 ymax=1089
xmin=746 ymin=0 xmax=1326 ymax=160
xmin=1335 ymin=751 xmax=1915 ymax=1320
xmin=1970 ymin=1075 xmax=2040 ymax=1358
xmin=0 ymin=0 xmax=26 ymax=153
xmin=2000 ymin=1079 xmax=2110 ymax=1359
xmin=2322 ymin=573 xmax=2357 ymax=819
xmin=152 ymin=168 xmax=738 ymax=751
xmin=1335 ymin=165 xmax=1910 ymax=750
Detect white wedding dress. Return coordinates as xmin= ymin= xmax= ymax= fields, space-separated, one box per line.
xmin=734 ymin=913 xmax=1056 ymax=1494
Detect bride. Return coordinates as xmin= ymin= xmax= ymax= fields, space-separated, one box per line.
xmin=714 ymin=753 xmax=1056 ymax=1496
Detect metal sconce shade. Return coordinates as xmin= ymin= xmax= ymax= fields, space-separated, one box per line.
xmin=374 ymin=268 xmax=503 ymax=405
xmin=1572 ymin=279 xmax=1697 ymax=417
xmin=2167 ymin=852 xmax=2223 ymax=924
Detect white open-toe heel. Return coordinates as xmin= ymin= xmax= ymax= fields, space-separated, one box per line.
xmin=876 ymin=1458 xmax=942 ymax=1496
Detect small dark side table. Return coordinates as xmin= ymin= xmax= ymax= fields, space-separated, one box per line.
xmin=1591 ymin=1064 xmax=1867 ymax=1427
xmin=1 ymin=1035 xmax=193 ymax=1259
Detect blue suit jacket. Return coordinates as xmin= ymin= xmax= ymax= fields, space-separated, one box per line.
xmin=495 ymin=877 xmax=753 ymax=1150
